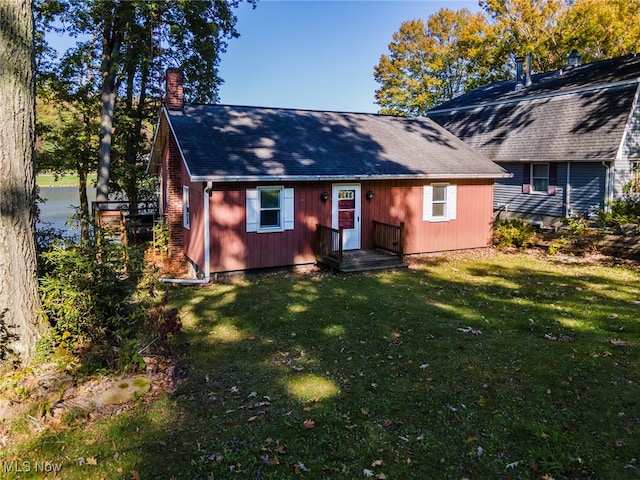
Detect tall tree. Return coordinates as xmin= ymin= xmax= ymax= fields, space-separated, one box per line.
xmin=38 ymin=0 xmax=249 ymax=204
xmin=0 ymin=0 xmax=48 ymax=362
xmin=37 ymin=46 xmax=101 ymax=242
xmin=555 ymin=0 xmax=640 ymax=62
xmin=374 ymin=8 xmax=491 ymax=116
xmin=375 ymin=0 xmax=640 ymax=116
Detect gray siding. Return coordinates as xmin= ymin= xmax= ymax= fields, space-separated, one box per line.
xmin=615 ymin=83 xmax=640 ymax=195
xmin=494 ymin=162 xmax=607 ymax=219
xmin=568 ymin=163 xmax=607 ymax=217
xmin=494 ymin=163 xmax=565 ymax=217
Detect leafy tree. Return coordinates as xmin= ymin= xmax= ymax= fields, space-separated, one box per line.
xmin=555 ymin=0 xmax=640 ymax=62
xmin=36 ymin=0 xmax=252 ymax=203
xmin=37 ymin=61 xmax=101 ymax=242
xmin=0 ymin=0 xmax=48 ymax=363
xmin=480 ymin=0 xmax=570 ymax=72
xmin=374 ymin=8 xmax=491 ymax=116
xmin=375 ymin=0 xmax=640 ymax=115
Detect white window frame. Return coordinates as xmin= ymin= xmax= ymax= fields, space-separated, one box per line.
xmin=423 ymin=183 xmax=457 ymax=222
xmin=182 ymin=185 xmax=190 ymax=229
xmin=246 ymin=186 xmax=294 ymax=233
xmin=531 ymin=163 xmax=549 ymax=194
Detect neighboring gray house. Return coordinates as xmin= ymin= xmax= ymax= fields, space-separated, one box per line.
xmin=428 ymin=53 xmax=640 ymax=226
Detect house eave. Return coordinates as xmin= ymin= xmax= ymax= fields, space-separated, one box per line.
xmin=188 ymin=173 xmax=513 ymax=183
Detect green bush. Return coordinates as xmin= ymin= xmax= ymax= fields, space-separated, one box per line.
xmin=598 ymin=195 xmax=640 ymax=227
xmin=37 ymin=238 xmax=163 ymax=372
xmin=493 ymin=219 xmax=538 ymax=249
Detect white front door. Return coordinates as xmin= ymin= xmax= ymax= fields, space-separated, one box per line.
xmin=332 ymin=184 xmax=361 ymax=250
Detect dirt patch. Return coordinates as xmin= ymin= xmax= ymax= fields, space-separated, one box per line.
xmin=0 ymin=355 xmax=182 ymax=448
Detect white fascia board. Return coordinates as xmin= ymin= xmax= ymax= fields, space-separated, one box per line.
xmin=188 ymin=172 xmax=513 ymax=183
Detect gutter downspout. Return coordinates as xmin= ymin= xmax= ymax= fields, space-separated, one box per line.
xmin=565 ymin=162 xmax=571 ymax=217
xmin=602 ymin=161 xmax=612 ymax=212
xmin=162 ymin=181 xmax=212 ymax=284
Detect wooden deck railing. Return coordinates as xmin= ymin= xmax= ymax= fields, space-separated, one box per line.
xmin=315 ymin=224 xmax=343 ymax=263
xmin=372 ymin=220 xmax=405 ymax=258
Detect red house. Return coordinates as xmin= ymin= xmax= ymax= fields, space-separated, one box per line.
xmin=148 ymin=69 xmax=510 ymax=278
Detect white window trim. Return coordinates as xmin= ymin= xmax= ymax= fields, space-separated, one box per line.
xmin=183 ymin=185 xmax=190 ymax=229
xmin=246 ymin=186 xmax=294 ymax=233
xmin=530 ymin=163 xmax=549 ymax=194
xmin=423 ymin=183 xmax=457 ymax=222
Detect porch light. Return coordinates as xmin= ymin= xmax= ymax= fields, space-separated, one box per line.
xmin=366 ymin=190 xmax=374 ymax=201
xmin=320 ymin=191 xmax=329 ymax=202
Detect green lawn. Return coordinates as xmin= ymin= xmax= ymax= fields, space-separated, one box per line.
xmin=36 ymin=173 xmax=96 ymax=187
xmin=4 ymin=251 xmax=640 ymax=479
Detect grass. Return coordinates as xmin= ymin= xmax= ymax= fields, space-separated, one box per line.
xmin=3 ymin=250 xmax=640 ymax=479
xmin=36 ymin=173 xmax=96 ymax=187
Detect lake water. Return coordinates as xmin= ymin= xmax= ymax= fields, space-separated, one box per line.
xmin=38 ymin=186 xmax=96 ymax=238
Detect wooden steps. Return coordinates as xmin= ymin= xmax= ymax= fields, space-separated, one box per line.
xmin=317 ymin=249 xmax=408 ymax=273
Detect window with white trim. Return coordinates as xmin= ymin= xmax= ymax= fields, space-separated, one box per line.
xmin=531 ymin=163 xmax=549 ymax=193
xmin=246 ymin=186 xmax=295 ymax=233
xmin=183 ymin=185 xmax=190 ymax=229
xmin=423 ymin=183 xmax=457 ymax=222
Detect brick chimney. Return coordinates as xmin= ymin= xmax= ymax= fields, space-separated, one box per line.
xmin=165 ymin=68 xmax=184 ymax=111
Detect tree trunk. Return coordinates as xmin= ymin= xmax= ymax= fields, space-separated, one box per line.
xmin=0 ymin=0 xmax=47 ymax=363
xmin=96 ymin=18 xmax=122 ymax=203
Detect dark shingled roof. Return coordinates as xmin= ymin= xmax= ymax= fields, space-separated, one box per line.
xmin=427 ymin=54 xmax=640 ymax=163
xmin=160 ymin=104 xmax=509 ymax=181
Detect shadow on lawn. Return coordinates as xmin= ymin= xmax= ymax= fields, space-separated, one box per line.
xmin=16 ymin=254 xmax=640 ymax=479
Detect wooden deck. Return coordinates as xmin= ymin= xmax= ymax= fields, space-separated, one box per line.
xmin=317 ymin=249 xmax=408 ymax=273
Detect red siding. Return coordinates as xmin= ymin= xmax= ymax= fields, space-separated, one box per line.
xmin=179 ymin=179 xmax=495 ymax=273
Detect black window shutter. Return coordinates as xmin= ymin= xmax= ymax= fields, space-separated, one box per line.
xmin=522 ymin=163 xmax=531 ymax=194
xmin=548 ymin=163 xmax=557 ymax=196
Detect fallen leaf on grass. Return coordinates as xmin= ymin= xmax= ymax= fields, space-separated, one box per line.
xmin=303 ymin=419 xmax=315 ymax=429
xmin=610 ymin=338 xmax=632 ymax=347
xmin=295 ymin=461 xmax=309 ymax=473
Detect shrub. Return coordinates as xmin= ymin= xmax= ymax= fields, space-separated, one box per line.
xmin=493 ymin=219 xmax=538 ymax=249
xmin=598 ymin=195 xmax=640 ymax=228
xmin=37 ymin=237 xmax=167 ymax=373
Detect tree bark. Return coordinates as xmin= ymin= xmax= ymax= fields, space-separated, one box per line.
xmin=96 ymin=16 xmax=122 ymax=203
xmin=0 ymin=0 xmax=47 ymax=362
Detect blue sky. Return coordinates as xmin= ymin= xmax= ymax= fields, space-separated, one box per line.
xmin=218 ymin=0 xmax=481 ymax=112
xmin=46 ymin=1 xmax=483 ymax=113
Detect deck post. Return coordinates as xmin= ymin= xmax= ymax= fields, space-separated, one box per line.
xmin=399 ymin=222 xmax=405 ymax=260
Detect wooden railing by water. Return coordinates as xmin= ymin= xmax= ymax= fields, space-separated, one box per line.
xmin=315 ymin=224 xmax=343 ymax=263
xmin=372 ymin=220 xmax=405 ymax=258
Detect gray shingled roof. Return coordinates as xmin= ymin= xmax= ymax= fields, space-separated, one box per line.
xmin=427 ymin=54 xmax=640 ymax=163
xmin=162 ymin=104 xmax=509 ymax=181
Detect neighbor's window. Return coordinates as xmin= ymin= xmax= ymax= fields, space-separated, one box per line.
xmin=246 ymin=187 xmax=295 ymax=233
xmin=182 ymin=186 xmax=190 ymax=229
xmin=423 ymin=183 xmax=457 ymax=222
xmin=531 ymin=163 xmax=549 ymax=193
